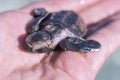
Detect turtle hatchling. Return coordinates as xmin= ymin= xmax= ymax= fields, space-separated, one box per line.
xmin=25 ymin=8 xmax=101 ymax=53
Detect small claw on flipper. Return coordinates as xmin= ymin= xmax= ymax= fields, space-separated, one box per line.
xmin=59 ymin=37 xmax=101 ymax=53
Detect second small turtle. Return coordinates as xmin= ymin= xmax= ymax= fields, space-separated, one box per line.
xmin=25 ymin=8 xmax=101 ymax=53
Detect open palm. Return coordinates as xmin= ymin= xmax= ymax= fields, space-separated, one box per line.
xmin=0 ymin=0 xmax=120 ymax=80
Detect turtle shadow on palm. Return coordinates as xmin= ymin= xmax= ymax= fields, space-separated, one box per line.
xmin=25 ymin=8 xmax=101 ymax=53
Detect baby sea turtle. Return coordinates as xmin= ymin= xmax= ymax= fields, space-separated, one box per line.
xmin=25 ymin=8 xmax=101 ymax=53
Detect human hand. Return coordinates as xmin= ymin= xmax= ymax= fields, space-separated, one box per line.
xmin=0 ymin=0 xmax=120 ymax=80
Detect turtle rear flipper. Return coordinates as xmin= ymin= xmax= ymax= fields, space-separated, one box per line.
xmin=59 ymin=37 xmax=101 ymax=53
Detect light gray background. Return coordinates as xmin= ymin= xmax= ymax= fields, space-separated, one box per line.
xmin=0 ymin=0 xmax=120 ymax=80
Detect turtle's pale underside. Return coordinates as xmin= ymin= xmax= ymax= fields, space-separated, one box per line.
xmin=25 ymin=8 xmax=101 ymax=53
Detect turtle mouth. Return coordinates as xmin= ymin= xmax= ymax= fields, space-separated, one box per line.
xmin=32 ymin=43 xmax=43 ymax=51
xmin=30 ymin=40 xmax=52 ymax=52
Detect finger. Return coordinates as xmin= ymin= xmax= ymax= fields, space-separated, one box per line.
xmin=20 ymin=0 xmax=100 ymax=14
xmin=0 ymin=11 xmax=46 ymax=78
xmin=80 ymin=0 xmax=120 ymax=25
xmin=85 ymin=13 xmax=120 ymax=73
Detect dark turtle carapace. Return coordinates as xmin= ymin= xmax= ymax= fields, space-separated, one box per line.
xmin=25 ymin=8 xmax=101 ymax=53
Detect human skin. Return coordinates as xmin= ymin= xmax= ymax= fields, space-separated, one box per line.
xmin=0 ymin=0 xmax=120 ymax=80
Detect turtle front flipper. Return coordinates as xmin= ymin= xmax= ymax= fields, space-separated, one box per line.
xmin=33 ymin=8 xmax=48 ymax=18
xmin=59 ymin=37 xmax=101 ymax=53
xmin=27 ymin=8 xmax=49 ymax=34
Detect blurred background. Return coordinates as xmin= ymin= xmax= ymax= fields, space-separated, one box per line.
xmin=0 ymin=0 xmax=120 ymax=80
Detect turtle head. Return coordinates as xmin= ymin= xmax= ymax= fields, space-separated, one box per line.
xmin=25 ymin=31 xmax=52 ymax=53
